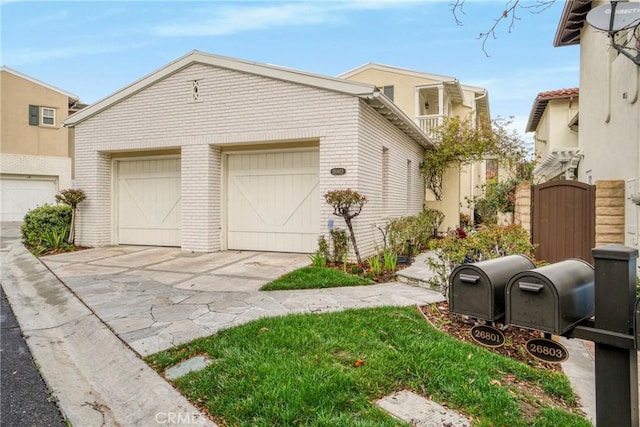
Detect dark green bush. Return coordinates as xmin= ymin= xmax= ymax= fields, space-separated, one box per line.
xmin=426 ymin=224 xmax=536 ymax=297
xmin=387 ymin=208 xmax=445 ymax=255
xmin=22 ymin=204 xmax=72 ymax=254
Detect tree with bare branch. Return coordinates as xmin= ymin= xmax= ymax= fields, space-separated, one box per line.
xmin=450 ymin=0 xmax=556 ymax=56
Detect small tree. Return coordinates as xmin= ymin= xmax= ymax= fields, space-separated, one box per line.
xmin=421 ymin=116 xmax=528 ymax=201
xmin=55 ymin=189 xmax=86 ymax=245
xmin=324 ymin=189 xmax=367 ymax=265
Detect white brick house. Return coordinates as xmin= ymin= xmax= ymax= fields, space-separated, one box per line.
xmin=64 ymin=51 xmax=432 ymax=257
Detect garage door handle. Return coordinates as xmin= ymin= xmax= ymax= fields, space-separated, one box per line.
xmin=519 ymin=282 xmax=544 ymax=293
xmin=459 ymin=274 xmax=480 ymax=284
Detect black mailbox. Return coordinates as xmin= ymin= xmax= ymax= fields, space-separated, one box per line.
xmin=635 ymin=298 xmax=640 ymax=350
xmin=449 ymin=255 xmax=535 ymax=322
xmin=505 ymin=259 xmax=594 ymax=335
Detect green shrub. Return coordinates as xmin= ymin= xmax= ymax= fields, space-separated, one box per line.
xmin=426 ymin=224 xmax=536 ymax=297
xmin=22 ymin=204 xmax=72 ymax=254
xmin=330 ymin=228 xmax=349 ymax=263
xmin=387 ymin=208 xmax=444 ymax=254
xmin=308 ymin=251 xmax=327 ymax=268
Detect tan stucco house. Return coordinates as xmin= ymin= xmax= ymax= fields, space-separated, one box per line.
xmin=0 ymin=67 xmax=82 ymax=221
xmin=526 ymin=88 xmax=581 ymax=182
xmin=555 ymin=0 xmax=640 ymax=249
xmin=64 ymin=51 xmax=432 ymax=256
xmin=339 ymin=63 xmax=492 ymax=231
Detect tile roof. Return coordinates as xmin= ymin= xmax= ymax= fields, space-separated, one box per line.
xmin=526 ymin=88 xmax=580 ymax=133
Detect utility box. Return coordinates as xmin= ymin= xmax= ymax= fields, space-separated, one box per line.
xmin=505 ymin=259 xmax=594 ymax=335
xmin=449 ymin=255 xmax=535 ymax=322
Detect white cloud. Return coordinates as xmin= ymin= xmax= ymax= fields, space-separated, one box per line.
xmin=154 ymin=3 xmax=333 ymax=37
xmin=153 ymin=0 xmax=433 ymax=37
xmin=27 ymin=10 xmax=69 ymax=25
xmin=5 ymin=42 xmax=149 ymax=66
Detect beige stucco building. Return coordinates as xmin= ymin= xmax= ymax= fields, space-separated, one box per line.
xmin=0 ymin=66 xmax=81 ymax=221
xmin=339 ymin=63 xmax=492 ymax=231
xmin=526 ymin=88 xmax=581 ymax=182
xmin=555 ymin=0 xmax=640 ymax=249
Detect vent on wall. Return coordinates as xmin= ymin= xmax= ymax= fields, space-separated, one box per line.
xmin=191 ymin=80 xmax=200 ymax=102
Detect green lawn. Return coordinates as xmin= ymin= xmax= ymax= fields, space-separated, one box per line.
xmin=260 ymin=266 xmax=373 ymax=291
xmin=146 ymin=307 xmax=588 ymax=426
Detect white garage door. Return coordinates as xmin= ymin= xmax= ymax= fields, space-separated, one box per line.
xmin=117 ymin=158 xmax=181 ymax=246
xmin=0 ymin=177 xmax=57 ymax=221
xmin=227 ymin=150 xmax=319 ymax=253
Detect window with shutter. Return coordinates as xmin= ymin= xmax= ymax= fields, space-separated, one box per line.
xmin=29 ymin=105 xmax=39 ymax=125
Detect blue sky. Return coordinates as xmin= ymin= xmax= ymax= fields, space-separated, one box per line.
xmin=1 ymin=1 xmax=579 ymax=136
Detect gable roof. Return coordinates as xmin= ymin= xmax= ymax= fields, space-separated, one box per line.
xmin=338 ymin=62 xmax=490 ymax=120
xmin=526 ymin=88 xmax=580 ymax=133
xmin=1 ymin=66 xmax=79 ymax=102
xmin=554 ymin=0 xmax=592 ymax=47
xmin=63 ymin=51 xmax=432 ymax=147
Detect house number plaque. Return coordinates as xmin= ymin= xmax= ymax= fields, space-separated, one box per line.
xmin=330 ymin=168 xmax=346 ymax=176
xmin=525 ymin=338 xmax=569 ymax=364
xmin=470 ymin=325 xmax=505 ymax=348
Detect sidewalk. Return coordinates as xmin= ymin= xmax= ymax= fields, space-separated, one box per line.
xmin=1 ymin=286 xmax=66 ymax=426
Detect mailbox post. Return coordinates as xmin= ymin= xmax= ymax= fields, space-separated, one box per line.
xmin=565 ymin=245 xmax=639 ymax=426
xmin=592 ymin=245 xmax=638 ymax=427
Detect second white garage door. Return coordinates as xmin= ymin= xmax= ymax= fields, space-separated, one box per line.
xmin=116 ymin=158 xmax=181 ymax=246
xmin=227 ymin=150 xmax=319 ymax=253
xmin=0 ymin=176 xmax=58 ymax=221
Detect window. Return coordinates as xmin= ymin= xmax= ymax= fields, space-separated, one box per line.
xmin=28 ymin=105 xmax=56 ymax=127
xmin=382 ymin=147 xmax=389 ymax=215
xmin=41 ymin=107 xmax=55 ymax=126
xmin=406 ymin=159 xmax=412 ymax=210
xmin=382 ymin=85 xmax=394 ymax=101
xmin=486 ymin=159 xmax=498 ymax=180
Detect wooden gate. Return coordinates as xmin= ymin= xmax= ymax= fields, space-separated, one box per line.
xmin=531 ymin=181 xmax=595 ymax=264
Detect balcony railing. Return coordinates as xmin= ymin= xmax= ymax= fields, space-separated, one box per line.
xmin=416 ymin=115 xmax=444 ymax=138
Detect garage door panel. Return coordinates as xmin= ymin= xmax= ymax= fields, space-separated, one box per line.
xmin=117 ymin=158 xmax=181 ymax=246
xmin=227 ymin=151 xmax=319 ymax=253
xmin=230 ymin=172 xmax=318 ymax=227
xmin=1 ymin=178 xmax=57 ymax=221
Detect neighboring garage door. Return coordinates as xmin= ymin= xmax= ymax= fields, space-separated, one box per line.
xmin=0 ymin=176 xmax=57 ymax=221
xmin=227 ymin=150 xmax=319 ymax=253
xmin=116 ymin=158 xmax=181 ymax=246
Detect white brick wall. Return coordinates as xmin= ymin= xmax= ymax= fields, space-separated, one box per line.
xmin=0 ymin=153 xmax=72 ymax=189
xmin=181 ymin=145 xmax=220 ymax=252
xmin=353 ymin=101 xmax=425 ymax=258
xmin=74 ymin=62 xmax=425 ymax=254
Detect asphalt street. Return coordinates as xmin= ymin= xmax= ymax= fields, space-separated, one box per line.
xmin=1 ymin=286 xmax=66 ymax=427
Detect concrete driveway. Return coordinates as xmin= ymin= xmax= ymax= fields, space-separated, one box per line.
xmin=42 ymin=246 xmax=444 ymax=356
xmin=42 ymin=246 xmax=308 ymax=355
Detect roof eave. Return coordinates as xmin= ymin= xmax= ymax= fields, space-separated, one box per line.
xmin=554 ymin=0 xmax=593 ymax=47
xmin=362 ymin=91 xmax=433 ymax=148
xmin=1 ymin=66 xmax=79 ymax=101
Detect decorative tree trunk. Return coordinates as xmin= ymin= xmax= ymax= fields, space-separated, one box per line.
xmin=343 ymin=217 xmax=362 ymax=265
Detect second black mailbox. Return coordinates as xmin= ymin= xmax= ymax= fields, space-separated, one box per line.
xmin=506 ymin=259 xmax=594 ymax=335
xmin=449 ymin=255 xmax=536 ymax=322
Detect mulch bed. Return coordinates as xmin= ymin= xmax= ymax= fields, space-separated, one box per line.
xmin=419 ymin=301 xmax=562 ymax=372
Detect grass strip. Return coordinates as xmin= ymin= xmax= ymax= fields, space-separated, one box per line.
xmin=147 ymin=307 xmax=589 ymax=426
xmin=260 ymin=266 xmax=373 ymax=291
